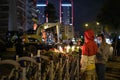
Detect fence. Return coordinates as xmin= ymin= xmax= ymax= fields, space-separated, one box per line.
xmin=0 ymin=50 xmax=81 ymax=80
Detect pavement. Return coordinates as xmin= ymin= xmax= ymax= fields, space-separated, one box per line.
xmin=106 ymin=56 xmax=120 ymax=80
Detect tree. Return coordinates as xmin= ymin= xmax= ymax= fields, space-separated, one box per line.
xmin=44 ymin=3 xmax=58 ymax=23
xmin=97 ymin=0 xmax=120 ymax=32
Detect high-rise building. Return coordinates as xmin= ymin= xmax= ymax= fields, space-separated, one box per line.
xmin=60 ymin=0 xmax=73 ymax=25
xmin=36 ymin=0 xmax=48 ymax=24
xmin=0 ymin=0 xmax=27 ymax=34
xmin=0 ymin=0 xmax=9 ymax=35
xmin=0 ymin=0 xmax=38 ymax=35
xmin=60 ymin=0 xmax=74 ymax=39
xmin=26 ymin=0 xmax=38 ymax=30
xmin=8 ymin=0 xmax=26 ymax=31
xmin=36 ymin=0 xmax=74 ymax=25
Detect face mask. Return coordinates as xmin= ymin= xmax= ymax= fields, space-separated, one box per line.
xmin=97 ymin=40 xmax=102 ymax=44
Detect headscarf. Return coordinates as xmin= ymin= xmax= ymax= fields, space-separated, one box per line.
xmin=82 ymin=29 xmax=98 ymax=56
xmin=84 ymin=29 xmax=95 ymax=42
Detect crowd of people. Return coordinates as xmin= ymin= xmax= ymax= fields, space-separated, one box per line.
xmin=80 ymin=29 xmax=113 ymax=80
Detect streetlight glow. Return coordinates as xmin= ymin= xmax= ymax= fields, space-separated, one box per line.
xmin=85 ymin=23 xmax=88 ymax=27
xmin=96 ymin=22 xmax=100 ymax=25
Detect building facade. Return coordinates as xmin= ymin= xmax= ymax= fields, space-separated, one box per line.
xmin=0 ymin=0 xmax=38 ymax=36
xmin=26 ymin=0 xmax=38 ymax=31
xmin=36 ymin=0 xmax=48 ymax=24
xmin=60 ymin=0 xmax=74 ymax=39
xmin=9 ymin=0 xmax=26 ymax=31
xmin=0 ymin=0 xmax=9 ymax=35
xmin=60 ymin=0 xmax=73 ymax=25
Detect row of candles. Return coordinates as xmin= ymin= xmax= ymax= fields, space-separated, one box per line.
xmin=58 ymin=45 xmax=81 ymax=53
xmin=35 ymin=45 xmax=82 ymax=58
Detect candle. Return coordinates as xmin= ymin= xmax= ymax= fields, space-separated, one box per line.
xmin=37 ymin=50 xmax=41 ymax=57
xmin=72 ymin=46 xmax=75 ymax=52
xmin=66 ymin=45 xmax=70 ymax=53
xmin=59 ymin=46 xmax=63 ymax=53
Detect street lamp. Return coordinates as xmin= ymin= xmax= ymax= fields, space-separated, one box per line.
xmin=96 ymin=22 xmax=100 ymax=26
xmin=96 ymin=22 xmax=102 ymax=34
xmin=84 ymin=23 xmax=88 ymax=27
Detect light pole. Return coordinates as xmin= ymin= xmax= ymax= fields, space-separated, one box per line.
xmin=96 ymin=22 xmax=102 ymax=34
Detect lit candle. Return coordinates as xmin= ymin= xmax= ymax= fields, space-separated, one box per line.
xmin=31 ymin=53 xmax=33 ymax=57
xmin=66 ymin=45 xmax=70 ymax=53
xmin=16 ymin=55 xmax=19 ymax=60
xmin=37 ymin=50 xmax=40 ymax=57
xmin=72 ymin=46 xmax=75 ymax=52
xmin=77 ymin=46 xmax=80 ymax=50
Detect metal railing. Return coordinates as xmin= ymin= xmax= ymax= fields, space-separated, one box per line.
xmin=0 ymin=50 xmax=81 ymax=80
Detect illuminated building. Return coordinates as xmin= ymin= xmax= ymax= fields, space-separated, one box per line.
xmin=60 ymin=0 xmax=73 ymax=25
xmin=26 ymin=0 xmax=38 ymax=30
xmin=0 ymin=0 xmax=38 ymax=36
xmin=36 ymin=0 xmax=48 ymax=24
xmin=60 ymin=0 xmax=74 ymax=39
xmin=36 ymin=0 xmax=74 ymax=39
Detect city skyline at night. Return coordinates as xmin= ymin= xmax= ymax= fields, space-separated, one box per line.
xmin=36 ymin=0 xmax=73 ymax=26
xmin=0 ymin=0 xmax=105 ymax=35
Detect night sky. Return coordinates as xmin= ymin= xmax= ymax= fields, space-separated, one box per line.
xmin=74 ymin=0 xmax=105 ymax=31
xmin=48 ymin=0 xmax=105 ymax=32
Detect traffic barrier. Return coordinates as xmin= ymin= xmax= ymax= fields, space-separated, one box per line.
xmin=0 ymin=49 xmax=81 ymax=80
xmin=0 ymin=60 xmax=21 ymax=80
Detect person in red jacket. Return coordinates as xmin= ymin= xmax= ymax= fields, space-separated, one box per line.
xmin=80 ymin=29 xmax=98 ymax=80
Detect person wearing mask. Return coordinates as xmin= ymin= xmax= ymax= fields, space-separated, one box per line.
xmin=80 ymin=29 xmax=98 ymax=80
xmin=95 ymin=34 xmax=112 ymax=80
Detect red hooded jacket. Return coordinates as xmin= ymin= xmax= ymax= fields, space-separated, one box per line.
xmin=82 ymin=29 xmax=98 ymax=56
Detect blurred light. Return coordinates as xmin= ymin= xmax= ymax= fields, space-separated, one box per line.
xmin=44 ymin=25 xmax=48 ymax=29
xmin=118 ymin=35 xmax=120 ymax=39
xmin=33 ymin=23 xmax=37 ymax=30
xmin=72 ymin=38 xmax=76 ymax=44
xmin=66 ymin=45 xmax=70 ymax=53
xmin=72 ymin=46 xmax=75 ymax=51
xmin=62 ymin=4 xmax=72 ymax=6
xmin=37 ymin=4 xmax=46 ymax=7
xmin=94 ymin=38 xmax=97 ymax=43
xmin=81 ymin=36 xmax=83 ymax=38
xmin=59 ymin=46 xmax=64 ymax=53
xmin=96 ymin=22 xmax=100 ymax=25
xmin=85 ymin=23 xmax=88 ymax=27
xmin=106 ymin=38 xmax=112 ymax=44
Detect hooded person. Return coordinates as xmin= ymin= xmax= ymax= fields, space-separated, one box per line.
xmin=80 ymin=29 xmax=98 ymax=80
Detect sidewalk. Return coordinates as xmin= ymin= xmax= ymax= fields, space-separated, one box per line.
xmin=106 ymin=56 xmax=120 ymax=80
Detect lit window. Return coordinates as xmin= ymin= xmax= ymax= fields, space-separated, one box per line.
xmin=37 ymin=4 xmax=46 ymax=7
xmin=62 ymin=4 xmax=72 ymax=6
